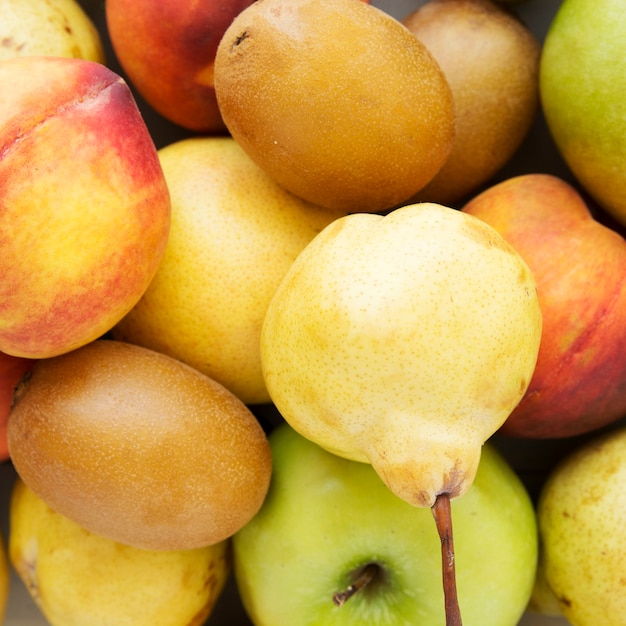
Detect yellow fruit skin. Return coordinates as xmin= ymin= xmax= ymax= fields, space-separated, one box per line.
xmin=0 ymin=0 xmax=105 ymax=62
xmin=538 ymin=426 xmax=626 ymax=625
xmin=114 ymin=137 xmax=345 ymax=405
xmin=215 ymin=0 xmax=455 ymax=213
xmin=261 ymin=204 xmax=542 ymax=508
xmin=9 ymin=478 xmax=230 ymax=626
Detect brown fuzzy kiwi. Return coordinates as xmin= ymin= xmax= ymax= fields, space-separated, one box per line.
xmin=7 ymin=340 xmax=272 ymax=551
xmin=214 ymin=0 xmax=455 ymax=213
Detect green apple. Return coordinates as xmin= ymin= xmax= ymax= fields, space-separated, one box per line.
xmin=540 ymin=0 xmax=626 ymax=225
xmin=233 ymin=423 xmax=538 ymax=626
xmin=537 ymin=424 xmax=626 ymax=624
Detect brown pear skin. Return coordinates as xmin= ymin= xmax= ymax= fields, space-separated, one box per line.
xmin=214 ymin=0 xmax=455 ymax=213
xmin=404 ymin=0 xmax=540 ymax=206
xmin=7 ymin=340 xmax=272 ymax=551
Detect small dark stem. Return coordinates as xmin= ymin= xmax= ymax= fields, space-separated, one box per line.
xmin=432 ymin=493 xmax=463 ymax=626
xmin=332 ymin=563 xmax=379 ymax=607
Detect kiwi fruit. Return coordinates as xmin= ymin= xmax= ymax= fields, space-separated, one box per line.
xmin=7 ymin=340 xmax=272 ymax=551
xmin=214 ymin=0 xmax=455 ymax=213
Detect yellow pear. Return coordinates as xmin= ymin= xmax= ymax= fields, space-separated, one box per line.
xmin=261 ymin=203 xmax=542 ymax=621
xmin=9 ymin=477 xmax=230 ymax=626
xmin=0 ymin=0 xmax=105 ymax=62
xmin=537 ymin=425 xmax=626 ymax=625
xmin=114 ymin=136 xmax=345 ymax=404
xmin=261 ymin=203 xmax=542 ymax=509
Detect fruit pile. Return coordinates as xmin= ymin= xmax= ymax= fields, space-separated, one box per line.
xmin=0 ymin=1 xmax=624 ymax=625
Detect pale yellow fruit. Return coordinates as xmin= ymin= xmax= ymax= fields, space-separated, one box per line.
xmin=114 ymin=137 xmax=345 ymax=404
xmin=537 ymin=425 xmax=626 ymax=625
xmin=9 ymin=477 xmax=230 ymax=626
xmin=0 ymin=0 xmax=105 ymax=62
xmin=261 ymin=203 xmax=542 ymax=508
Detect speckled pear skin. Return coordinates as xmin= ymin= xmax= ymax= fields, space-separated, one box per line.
xmin=261 ymin=203 xmax=542 ymax=507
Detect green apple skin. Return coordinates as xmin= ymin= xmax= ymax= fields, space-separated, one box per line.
xmin=537 ymin=425 xmax=626 ymax=624
xmin=233 ymin=423 xmax=538 ymax=626
xmin=540 ymin=0 xmax=626 ymax=225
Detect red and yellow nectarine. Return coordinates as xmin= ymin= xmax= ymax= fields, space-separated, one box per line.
xmin=0 ymin=56 xmax=171 ymax=359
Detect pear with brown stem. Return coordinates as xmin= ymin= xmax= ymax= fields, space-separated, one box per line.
xmin=260 ymin=203 xmax=542 ymax=624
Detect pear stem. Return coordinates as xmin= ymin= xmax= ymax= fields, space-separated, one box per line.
xmin=432 ymin=492 xmax=463 ymax=626
xmin=332 ymin=562 xmax=379 ymax=606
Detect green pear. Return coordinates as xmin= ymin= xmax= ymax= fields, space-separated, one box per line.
xmin=537 ymin=425 xmax=626 ymax=624
xmin=234 ymin=423 xmax=538 ymax=626
xmin=9 ymin=477 xmax=231 ymax=626
xmin=540 ymin=0 xmax=626 ymax=225
xmin=261 ymin=203 xmax=542 ymax=509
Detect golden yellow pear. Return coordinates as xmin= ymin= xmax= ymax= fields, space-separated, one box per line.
xmin=9 ymin=477 xmax=230 ymax=626
xmin=114 ymin=137 xmax=345 ymax=404
xmin=261 ymin=203 xmax=542 ymax=621
xmin=0 ymin=0 xmax=105 ymax=62
xmin=261 ymin=203 xmax=542 ymax=509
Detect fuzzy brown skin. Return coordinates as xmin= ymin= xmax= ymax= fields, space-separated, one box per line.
xmin=214 ymin=0 xmax=455 ymax=213
xmin=7 ymin=340 xmax=272 ymax=551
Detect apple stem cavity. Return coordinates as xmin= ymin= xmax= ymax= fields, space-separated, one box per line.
xmin=432 ymin=492 xmax=463 ymax=626
xmin=332 ymin=562 xmax=380 ymax=607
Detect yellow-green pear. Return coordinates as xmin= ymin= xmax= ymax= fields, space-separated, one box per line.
xmin=261 ymin=203 xmax=542 ymax=509
xmin=114 ymin=136 xmax=345 ymax=405
xmin=537 ymin=425 xmax=626 ymax=624
xmin=0 ymin=0 xmax=105 ymax=62
xmin=9 ymin=477 xmax=231 ymax=626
